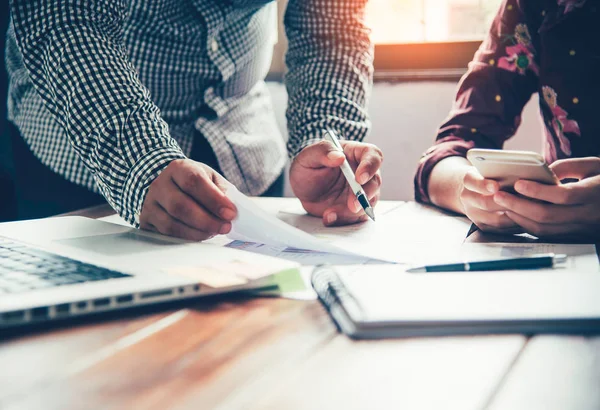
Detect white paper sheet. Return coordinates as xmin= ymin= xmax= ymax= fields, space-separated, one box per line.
xmin=277 ymin=203 xmax=471 ymax=265
xmin=225 ymin=240 xmax=375 ymax=265
xmin=227 ymin=187 xmax=393 ymax=261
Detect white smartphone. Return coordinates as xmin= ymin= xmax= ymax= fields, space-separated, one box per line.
xmin=467 ymin=149 xmax=559 ymax=191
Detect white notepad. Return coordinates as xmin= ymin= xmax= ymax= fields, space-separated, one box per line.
xmin=312 ymin=263 xmax=600 ymax=339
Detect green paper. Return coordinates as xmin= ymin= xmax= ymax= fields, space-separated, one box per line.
xmin=255 ymin=267 xmax=306 ymax=295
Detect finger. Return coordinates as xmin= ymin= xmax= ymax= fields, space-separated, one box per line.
xmin=494 ymin=191 xmax=589 ymax=224
xmin=461 ymin=188 xmax=507 ymax=212
xmin=466 ymin=207 xmax=518 ymax=229
xmin=463 ymin=168 xmax=499 ymax=195
xmin=369 ymin=193 xmax=380 ymax=208
xmin=211 ymin=170 xmax=235 ymax=196
xmin=514 ymin=179 xmax=596 ymax=205
xmin=172 ymin=162 xmax=237 ymax=221
xmin=349 ymin=143 xmax=384 ymax=185
xmin=347 ymin=172 xmax=382 ymax=213
xmin=475 ymin=222 xmax=524 ymax=235
xmin=295 ymin=140 xmax=345 ymax=169
xmin=550 ymin=157 xmax=600 ymax=180
xmin=140 ymin=202 xmax=214 ymax=241
xmin=158 ymin=188 xmax=231 ymax=235
xmin=505 ymin=211 xmax=589 ymax=238
xmin=322 ymin=203 xmax=367 ymax=227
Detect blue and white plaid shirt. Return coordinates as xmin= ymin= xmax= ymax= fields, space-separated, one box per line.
xmin=6 ymin=0 xmax=373 ymax=226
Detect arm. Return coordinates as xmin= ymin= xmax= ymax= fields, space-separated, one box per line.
xmin=10 ymin=0 xmax=185 ymax=226
xmin=284 ymin=0 xmax=383 ymax=227
xmin=415 ymin=0 xmax=540 ymax=214
xmin=284 ymin=0 xmax=373 ymax=155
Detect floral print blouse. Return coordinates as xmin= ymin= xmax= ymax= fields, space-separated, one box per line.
xmin=414 ymin=0 xmax=600 ymax=203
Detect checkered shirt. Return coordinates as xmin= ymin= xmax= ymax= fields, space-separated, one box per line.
xmin=6 ymin=0 xmax=373 ymax=226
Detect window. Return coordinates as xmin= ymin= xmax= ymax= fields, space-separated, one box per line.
xmin=367 ymin=0 xmax=503 ymax=44
xmin=269 ymin=0 xmax=505 ymax=81
xmin=369 ymin=0 xmax=503 ymax=80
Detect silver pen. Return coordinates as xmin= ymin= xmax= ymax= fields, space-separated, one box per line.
xmin=323 ymin=128 xmax=375 ymax=221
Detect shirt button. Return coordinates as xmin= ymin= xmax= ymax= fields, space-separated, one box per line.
xmin=210 ymin=38 xmax=219 ymax=52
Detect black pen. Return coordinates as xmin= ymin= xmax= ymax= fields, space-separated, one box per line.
xmin=406 ymin=253 xmax=568 ymax=273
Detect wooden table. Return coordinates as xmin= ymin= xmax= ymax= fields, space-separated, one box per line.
xmin=1 ymin=204 xmax=599 ymax=410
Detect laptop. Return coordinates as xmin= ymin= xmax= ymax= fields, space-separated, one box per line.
xmin=0 ymin=216 xmax=298 ymax=328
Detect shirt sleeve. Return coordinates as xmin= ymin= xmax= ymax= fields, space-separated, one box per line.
xmin=10 ymin=0 xmax=186 ymax=226
xmin=284 ymin=0 xmax=373 ymax=157
xmin=414 ymin=0 xmax=540 ymax=203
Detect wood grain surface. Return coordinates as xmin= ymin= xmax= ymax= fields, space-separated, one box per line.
xmin=1 ymin=203 xmax=598 ymax=410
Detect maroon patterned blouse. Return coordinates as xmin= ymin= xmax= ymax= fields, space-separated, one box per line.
xmin=414 ymin=0 xmax=600 ymax=203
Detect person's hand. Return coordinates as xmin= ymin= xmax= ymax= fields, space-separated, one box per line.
xmin=289 ymin=140 xmax=383 ymax=226
xmin=139 ymin=159 xmax=237 ymax=241
xmin=493 ymin=157 xmax=600 ymax=239
xmin=459 ymin=167 xmax=521 ymax=233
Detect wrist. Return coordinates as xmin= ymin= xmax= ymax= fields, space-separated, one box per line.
xmin=121 ymin=147 xmax=186 ymax=227
xmin=428 ymin=156 xmax=472 ymax=214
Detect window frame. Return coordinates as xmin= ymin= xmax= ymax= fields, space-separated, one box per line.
xmin=373 ymin=40 xmax=482 ymax=82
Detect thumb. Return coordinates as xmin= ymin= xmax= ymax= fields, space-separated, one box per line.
xmin=213 ymin=173 xmax=234 ymax=194
xmin=550 ymin=157 xmax=600 ymax=180
xmin=295 ymin=140 xmax=345 ymax=169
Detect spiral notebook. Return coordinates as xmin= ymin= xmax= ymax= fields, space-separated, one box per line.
xmin=311 ymin=264 xmax=600 ymax=339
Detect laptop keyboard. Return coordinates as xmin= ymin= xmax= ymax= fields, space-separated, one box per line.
xmin=0 ymin=236 xmax=131 ymax=295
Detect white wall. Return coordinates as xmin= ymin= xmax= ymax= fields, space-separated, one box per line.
xmin=267 ymin=81 xmax=543 ymax=201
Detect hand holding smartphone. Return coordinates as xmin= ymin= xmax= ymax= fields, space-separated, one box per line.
xmin=466 ymin=149 xmax=559 ymax=191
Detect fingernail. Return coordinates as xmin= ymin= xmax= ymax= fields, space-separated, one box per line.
xmin=219 ymin=223 xmax=231 ymax=235
xmin=494 ymin=193 xmax=506 ymax=205
xmin=359 ymin=172 xmax=369 ymax=185
xmin=486 ymin=182 xmax=496 ymax=193
xmin=514 ymin=181 xmax=527 ymax=193
xmin=220 ymin=208 xmax=236 ymax=220
xmin=326 ymin=212 xmax=337 ymax=225
xmin=327 ymin=151 xmax=344 ymax=161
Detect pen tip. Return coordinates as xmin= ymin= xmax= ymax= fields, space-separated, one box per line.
xmin=366 ymin=208 xmax=375 ymax=221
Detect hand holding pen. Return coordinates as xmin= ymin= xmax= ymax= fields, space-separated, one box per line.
xmin=289 ymin=128 xmax=383 ymax=226
xmin=323 ymin=128 xmax=376 ymax=221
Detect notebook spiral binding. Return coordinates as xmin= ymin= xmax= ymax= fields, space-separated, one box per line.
xmin=311 ymin=265 xmax=363 ymax=334
xmin=311 ymin=265 xmax=345 ymax=332
xmin=311 ymin=266 xmax=343 ymax=305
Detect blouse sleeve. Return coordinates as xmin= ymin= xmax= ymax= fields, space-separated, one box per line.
xmin=414 ymin=0 xmax=540 ymax=203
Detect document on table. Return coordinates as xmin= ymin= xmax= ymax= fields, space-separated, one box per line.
xmin=225 ymin=240 xmax=377 ymax=266
xmin=225 ymin=189 xmax=474 ymax=265
xmin=309 ymin=203 xmax=472 ymax=265
xmin=272 ymin=202 xmax=471 ymax=266
xmin=226 ymin=187 xmax=398 ymax=263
